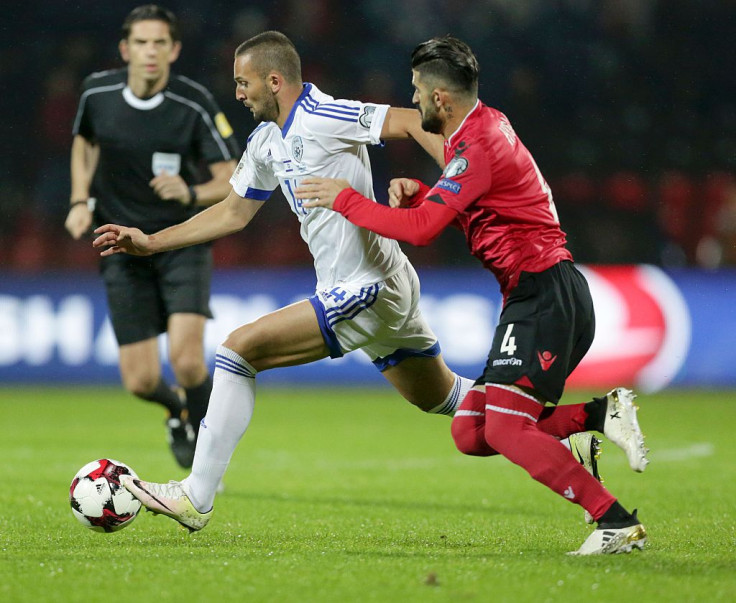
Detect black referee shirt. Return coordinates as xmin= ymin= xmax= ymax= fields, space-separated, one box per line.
xmin=73 ymin=68 xmax=241 ymax=231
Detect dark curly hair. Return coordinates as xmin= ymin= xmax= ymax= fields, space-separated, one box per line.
xmin=411 ymin=35 xmax=479 ymax=97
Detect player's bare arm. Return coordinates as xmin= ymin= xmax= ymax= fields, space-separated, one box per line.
xmin=381 ymin=108 xmax=444 ymax=167
xmin=93 ymin=189 xmax=263 ymax=256
xmin=150 ymin=159 xmax=237 ymax=206
xmin=66 ymin=135 xmax=100 ymax=239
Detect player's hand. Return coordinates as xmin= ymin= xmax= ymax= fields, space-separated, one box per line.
xmin=387 ymin=178 xmax=420 ymax=208
xmin=295 ymin=178 xmax=352 ymax=210
xmin=150 ymin=171 xmax=190 ymax=204
xmin=92 ymin=224 xmax=152 ymax=257
xmin=65 ymin=204 xmax=93 ymax=240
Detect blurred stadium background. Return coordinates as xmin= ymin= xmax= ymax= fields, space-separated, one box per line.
xmin=1 ymin=0 xmax=735 ymax=390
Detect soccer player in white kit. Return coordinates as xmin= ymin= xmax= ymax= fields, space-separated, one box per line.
xmin=95 ymin=31 xmax=598 ymax=532
xmin=93 ymin=31 xmax=476 ymax=530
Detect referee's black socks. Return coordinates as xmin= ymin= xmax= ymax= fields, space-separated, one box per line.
xmin=185 ymin=375 xmax=213 ymax=436
xmin=139 ymin=377 xmax=185 ymax=418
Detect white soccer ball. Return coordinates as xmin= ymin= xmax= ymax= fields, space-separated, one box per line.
xmin=69 ymin=458 xmax=141 ymax=533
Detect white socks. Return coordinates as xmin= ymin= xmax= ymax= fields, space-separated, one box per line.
xmin=182 ymin=362 xmax=474 ymax=509
xmin=183 ymin=345 xmax=256 ymax=512
xmin=428 ymin=374 xmax=474 ymax=415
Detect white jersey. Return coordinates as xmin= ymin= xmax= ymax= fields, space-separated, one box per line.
xmin=230 ymin=83 xmax=406 ymax=290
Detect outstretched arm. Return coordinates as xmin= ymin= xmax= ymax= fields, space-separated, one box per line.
xmin=381 ymin=108 xmax=445 ymax=167
xmin=295 ymin=178 xmax=456 ymax=246
xmin=93 ymin=188 xmax=263 ymax=257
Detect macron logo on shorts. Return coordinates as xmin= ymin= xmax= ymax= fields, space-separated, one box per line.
xmin=537 ymin=350 xmax=557 ymax=371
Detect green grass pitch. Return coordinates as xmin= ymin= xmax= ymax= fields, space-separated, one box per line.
xmin=0 ymin=386 xmax=734 ymax=602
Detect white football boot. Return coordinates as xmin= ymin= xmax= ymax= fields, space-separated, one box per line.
xmin=603 ymin=388 xmax=649 ymax=472
xmin=121 ymin=475 xmax=212 ymax=532
xmin=569 ymin=512 xmax=647 ymax=555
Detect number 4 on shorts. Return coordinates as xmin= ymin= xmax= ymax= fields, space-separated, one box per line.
xmin=500 ymin=323 xmax=517 ymax=356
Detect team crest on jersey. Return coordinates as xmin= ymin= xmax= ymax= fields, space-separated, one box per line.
xmin=291 ymin=136 xmax=304 ymax=162
xmin=443 ymin=155 xmax=468 ymax=179
xmin=358 ymin=106 xmax=376 ymax=129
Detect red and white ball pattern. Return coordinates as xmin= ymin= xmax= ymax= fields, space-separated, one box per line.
xmin=69 ymin=458 xmax=141 ymax=533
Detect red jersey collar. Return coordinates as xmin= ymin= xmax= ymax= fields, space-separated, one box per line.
xmin=445 ymin=99 xmax=481 ymax=148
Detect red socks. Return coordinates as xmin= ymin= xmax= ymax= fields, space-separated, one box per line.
xmin=451 ymin=388 xmax=497 ymax=456
xmin=537 ymin=402 xmax=589 ymax=439
xmin=452 ymin=388 xmax=590 ymax=451
xmin=451 ymin=384 xmax=615 ymax=520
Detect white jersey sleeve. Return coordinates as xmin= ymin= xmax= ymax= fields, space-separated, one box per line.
xmin=306 ymin=99 xmax=388 ymax=151
xmin=229 ymin=123 xmax=279 ymax=200
xmin=226 ymin=84 xmax=406 ymax=290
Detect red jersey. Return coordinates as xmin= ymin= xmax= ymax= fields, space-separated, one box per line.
xmin=429 ymin=101 xmax=571 ymax=295
xmin=333 ymin=101 xmax=572 ymax=297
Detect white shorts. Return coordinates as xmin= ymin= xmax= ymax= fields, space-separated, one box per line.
xmin=308 ymin=261 xmax=440 ymax=370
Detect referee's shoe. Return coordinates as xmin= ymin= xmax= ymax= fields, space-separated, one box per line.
xmin=166 ymin=415 xmax=196 ymax=468
xmin=166 ymin=387 xmax=196 ymax=468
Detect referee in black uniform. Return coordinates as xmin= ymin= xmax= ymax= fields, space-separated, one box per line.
xmin=65 ymin=5 xmax=239 ymax=468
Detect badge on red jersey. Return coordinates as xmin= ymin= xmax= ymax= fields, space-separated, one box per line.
xmin=438 ymin=146 xmax=469 ymax=195
xmin=443 ymin=155 xmax=468 ymax=178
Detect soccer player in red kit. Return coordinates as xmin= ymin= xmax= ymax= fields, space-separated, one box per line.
xmin=296 ymin=35 xmax=649 ymax=555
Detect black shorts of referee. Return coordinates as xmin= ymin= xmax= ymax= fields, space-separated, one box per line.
xmin=100 ymin=244 xmax=213 ymax=346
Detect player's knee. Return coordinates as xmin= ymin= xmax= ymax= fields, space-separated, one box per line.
xmin=173 ymin=358 xmax=207 ymax=387
xmin=170 ymin=353 xmax=207 ymax=387
xmin=222 ymin=322 xmax=263 ymax=362
xmin=122 ymin=372 xmax=160 ymax=399
xmin=451 ymin=416 xmax=486 ymax=456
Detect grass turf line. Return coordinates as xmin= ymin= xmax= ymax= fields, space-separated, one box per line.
xmin=0 ymin=387 xmax=734 ymax=602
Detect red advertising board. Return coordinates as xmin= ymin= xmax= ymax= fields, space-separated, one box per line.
xmin=569 ymin=266 xmax=691 ymax=392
